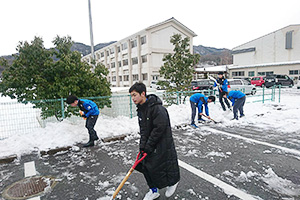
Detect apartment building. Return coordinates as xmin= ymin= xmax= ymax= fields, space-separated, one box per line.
xmin=82 ymin=18 xmax=196 ymax=87
xmin=228 ymin=24 xmax=300 ymax=80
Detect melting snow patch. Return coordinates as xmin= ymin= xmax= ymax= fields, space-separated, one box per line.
xmin=261 ymin=168 xmax=300 ymax=196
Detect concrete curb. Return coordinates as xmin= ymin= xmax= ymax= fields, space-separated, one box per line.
xmin=0 ymin=134 xmax=128 ymax=164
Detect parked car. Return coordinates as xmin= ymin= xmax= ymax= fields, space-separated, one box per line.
xmin=264 ymin=74 xmax=294 ymax=88
xmin=227 ymin=79 xmax=256 ymax=95
xmin=150 ymin=80 xmax=176 ymax=90
xmin=251 ymin=76 xmax=266 ymax=87
xmin=192 ymin=79 xmax=214 ymax=91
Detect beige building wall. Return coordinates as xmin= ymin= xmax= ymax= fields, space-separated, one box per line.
xmin=230 ymin=25 xmax=300 ymax=80
xmin=82 ymin=18 xmax=196 ymax=87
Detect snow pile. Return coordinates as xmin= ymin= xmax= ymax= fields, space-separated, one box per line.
xmin=261 ymin=168 xmax=300 ymax=196
xmin=0 ymin=89 xmax=300 ymax=158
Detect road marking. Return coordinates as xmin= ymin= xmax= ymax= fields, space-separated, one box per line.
xmin=24 ymin=161 xmax=41 ymax=200
xmin=202 ymin=126 xmax=300 ymax=157
xmin=24 ymin=161 xmax=37 ymax=177
xmin=178 ymin=160 xmax=258 ymax=200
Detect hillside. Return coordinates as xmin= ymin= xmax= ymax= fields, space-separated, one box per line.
xmin=0 ymin=42 xmax=232 ymax=75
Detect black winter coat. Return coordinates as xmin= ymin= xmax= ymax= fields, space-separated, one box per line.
xmin=136 ymin=94 xmax=180 ymax=189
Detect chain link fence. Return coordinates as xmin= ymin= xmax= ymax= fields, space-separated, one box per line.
xmin=0 ymin=86 xmax=281 ymax=140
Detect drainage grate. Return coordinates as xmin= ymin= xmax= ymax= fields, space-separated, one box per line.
xmin=2 ymin=176 xmax=57 ymax=199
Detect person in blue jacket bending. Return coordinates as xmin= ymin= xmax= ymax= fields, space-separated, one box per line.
xmin=67 ymin=95 xmax=100 ymax=147
xmin=214 ymin=72 xmax=231 ymax=111
xmin=190 ymin=93 xmax=216 ymax=127
xmin=224 ymin=90 xmax=246 ymax=120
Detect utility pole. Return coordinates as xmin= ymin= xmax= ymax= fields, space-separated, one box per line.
xmin=88 ymin=0 xmax=95 ymax=67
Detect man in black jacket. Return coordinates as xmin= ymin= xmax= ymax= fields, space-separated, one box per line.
xmin=129 ymin=82 xmax=180 ymax=200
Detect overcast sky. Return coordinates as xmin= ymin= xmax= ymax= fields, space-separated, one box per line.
xmin=1 ymin=0 xmax=300 ymax=56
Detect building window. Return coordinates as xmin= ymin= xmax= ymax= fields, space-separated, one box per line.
xmin=133 ymin=74 xmax=139 ymax=81
xmin=141 ymin=36 xmax=146 ymax=45
xmin=142 ymin=73 xmax=148 ymax=80
xmin=266 ymin=71 xmax=274 ymax=76
xmin=232 ymin=71 xmax=245 ymax=76
xmin=122 ymin=43 xmax=128 ymax=50
xmin=119 ymin=76 xmax=122 ymax=81
xmin=124 ymin=75 xmax=129 ymax=81
xmin=152 ymin=75 xmax=158 ymax=80
xmin=248 ymin=71 xmax=255 ymax=77
xmin=132 ymin=57 xmax=138 ymax=65
xmin=123 ymin=59 xmax=128 ymax=66
xmin=289 ymin=70 xmax=299 ymax=75
xmin=112 ymin=76 xmax=116 ymax=81
xmin=101 ymin=52 xmax=104 ymax=57
xmin=118 ymin=61 xmax=122 ymax=68
xmin=110 ymin=48 xmax=115 ymax=54
xmin=141 ymin=55 xmax=147 ymax=63
xmin=111 ymin=62 xmax=115 ymax=68
xmin=131 ymin=40 xmax=137 ymax=48
xmin=106 ymin=50 xmax=110 ymax=56
xmin=117 ymin=46 xmax=120 ymax=53
xmin=286 ymin=31 xmax=293 ymax=49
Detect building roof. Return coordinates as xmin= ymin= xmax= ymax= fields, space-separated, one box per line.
xmin=228 ymin=60 xmax=300 ymax=70
xmin=146 ymin=17 xmax=197 ymax=37
xmin=232 ymin=24 xmax=300 ymax=50
xmin=195 ymin=65 xmax=229 ymax=72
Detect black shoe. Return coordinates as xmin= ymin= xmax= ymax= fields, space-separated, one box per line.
xmin=83 ymin=141 xmax=95 ymax=147
xmin=240 ymin=114 xmax=245 ymax=118
xmin=223 ymin=108 xmax=226 ymax=111
xmin=231 ymin=118 xmax=238 ymax=120
xmin=94 ymin=136 xmax=99 ymax=141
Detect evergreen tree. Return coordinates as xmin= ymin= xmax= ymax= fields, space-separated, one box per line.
xmin=0 ymin=36 xmax=111 ymax=119
xmin=159 ymin=34 xmax=200 ymax=104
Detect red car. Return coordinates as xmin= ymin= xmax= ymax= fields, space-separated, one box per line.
xmin=251 ymin=76 xmax=265 ymax=87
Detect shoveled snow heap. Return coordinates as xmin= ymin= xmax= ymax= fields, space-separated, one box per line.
xmin=0 ymin=88 xmax=299 ymax=158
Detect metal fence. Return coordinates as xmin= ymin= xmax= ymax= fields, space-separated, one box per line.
xmin=0 ymin=86 xmax=281 ymax=140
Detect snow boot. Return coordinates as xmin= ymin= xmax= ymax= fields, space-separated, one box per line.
xmin=165 ymin=182 xmax=179 ymax=197
xmin=143 ymin=188 xmax=160 ymax=200
xmin=190 ymin=123 xmax=198 ymax=128
xmin=83 ymin=140 xmax=95 ymax=147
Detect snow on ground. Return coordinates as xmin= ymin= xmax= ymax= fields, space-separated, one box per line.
xmin=0 ymin=88 xmax=299 ymax=159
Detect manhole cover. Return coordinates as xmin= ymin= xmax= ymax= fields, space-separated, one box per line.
xmin=2 ymin=176 xmax=57 ymax=199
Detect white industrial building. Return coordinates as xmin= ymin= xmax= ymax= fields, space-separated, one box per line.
xmin=82 ymin=18 xmax=196 ymax=87
xmin=228 ymin=24 xmax=300 ymax=80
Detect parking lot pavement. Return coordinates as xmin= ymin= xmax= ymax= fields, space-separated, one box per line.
xmin=1 ymin=126 xmax=300 ymax=200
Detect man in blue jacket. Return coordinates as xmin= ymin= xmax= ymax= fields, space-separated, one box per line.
xmin=224 ymin=90 xmax=246 ymax=120
xmin=190 ymin=93 xmax=215 ymax=127
xmin=214 ymin=72 xmax=231 ymax=111
xmin=67 ymin=95 xmax=100 ymax=147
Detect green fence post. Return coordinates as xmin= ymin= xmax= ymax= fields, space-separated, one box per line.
xmin=279 ymin=85 xmax=281 ymax=103
xmin=262 ymin=86 xmax=265 ymax=103
xmin=61 ymin=97 xmax=65 ymax=119
xmin=129 ymin=95 xmax=133 ymax=118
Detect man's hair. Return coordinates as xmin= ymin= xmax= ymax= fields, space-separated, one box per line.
xmin=66 ymin=95 xmax=78 ymax=104
xmin=129 ymin=82 xmax=146 ymax=95
xmin=208 ymin=96 xmax=216 ymax=102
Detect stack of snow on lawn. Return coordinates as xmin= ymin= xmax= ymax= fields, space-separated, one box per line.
xmin=0 ymin=88 xmax=300 ymax=159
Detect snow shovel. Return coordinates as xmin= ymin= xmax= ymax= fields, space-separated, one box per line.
xmin=202 ymin=114 xmax=219 ymax=124
xmin=111 ymin=152 xmax=147 ymax=199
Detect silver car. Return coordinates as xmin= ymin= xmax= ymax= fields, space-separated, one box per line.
xmin=227 ymin=79 xmax=256 ymax=95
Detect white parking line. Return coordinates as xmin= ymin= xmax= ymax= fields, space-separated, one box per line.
xmin=24 ymin=161 xmax=37 ymax=177
xmin=178 ymin=160 xmax=258 ymax=200
xmin=24 ymin=161 xmax=41 ymax=200
xmin=202 ymin=126 xmax=300 ymax=157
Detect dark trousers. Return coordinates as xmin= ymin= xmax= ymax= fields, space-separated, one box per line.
xmin=85 ymin=115 xmax=99 ymax=141
xmin=190 ymin=101 xmax=202 ymax=124
xmin=233 ymin=96 xmax=246 ymax=119
xmin=219 ymin=91 xmax=231 ymax=111
xmin=135 ymin=162 xmax=156 ymax=188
